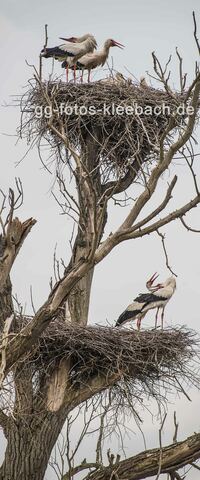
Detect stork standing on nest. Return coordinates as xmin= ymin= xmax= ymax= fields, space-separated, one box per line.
xmin=62 ymin=38 xmax=124 ymax=83
xmin=115 ymin=274 xmax=176 ymax=330
xmin=41 ymin=34 xmax=97 ymax=82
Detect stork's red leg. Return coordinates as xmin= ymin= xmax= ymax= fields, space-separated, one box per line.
xmin=155 ymin=308 xmax=159 ymax=329
xmin=66 ymin=66 xmax=69 ymax=82
xmin=88 ymin=69 xmax=91 ymax=83
xmin=161 ymin=308 xmax=165 ymax=330
xmin=137 ymin=317 xmax=141 ymax=330
xmin=73 ymin=65 xmax=76 ymax=83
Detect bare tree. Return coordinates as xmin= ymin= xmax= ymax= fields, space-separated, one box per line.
xmin=1 ymin=14 xmax=200 ymax=480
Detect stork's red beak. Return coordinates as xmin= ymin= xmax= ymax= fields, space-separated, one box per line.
xmin=147 ymin=272 xmax=159 ymax=286
xmin=113 ymin=40 xmax=125 ymax=49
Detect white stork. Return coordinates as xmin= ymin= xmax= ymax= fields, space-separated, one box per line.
xmin=61 ymin=38 xmax=124 ymax=83
xmin=41 ymin=34 xmax=97 ymax=81
xmin=115 ymin=275 xmax=176 ymax=330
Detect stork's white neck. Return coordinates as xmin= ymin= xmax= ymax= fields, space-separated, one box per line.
xmin=97 ymin=42 xmax=112 ymax=63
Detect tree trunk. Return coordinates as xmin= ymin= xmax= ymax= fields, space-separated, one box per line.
xmin=0 ymin=277 xmax=13 ymax=330
xmin=67 ymin=237 xmax=94 ymax=325
xmin=0 ymin=411 xmax=67 ymax=480
xmin=66 ymin=132 xmax=105 ymax=326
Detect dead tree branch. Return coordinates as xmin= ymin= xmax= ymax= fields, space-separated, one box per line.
xmin=156 ymin=230 xmax=177 ymax=276
xmin=87 ymin=433 xmax=200 ymax=480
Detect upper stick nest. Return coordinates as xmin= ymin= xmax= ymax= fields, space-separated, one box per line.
xmin=21 ymin=321 xmax=199 ymax=404
xmin=19 ymin=79 xmax=186 ymax=178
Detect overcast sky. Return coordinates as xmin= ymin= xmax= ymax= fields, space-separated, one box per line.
xmin=1 ymin=1 xmax=200 ymax=479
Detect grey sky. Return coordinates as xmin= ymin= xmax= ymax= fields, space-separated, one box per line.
xmin=0 ymin=0 xmax=200 ymax=478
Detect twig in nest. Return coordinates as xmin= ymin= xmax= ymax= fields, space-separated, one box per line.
xmin=39 ymin=24 xmax=48 ymax=81
xmin=30 ymin=286 xmax=36 ymax=315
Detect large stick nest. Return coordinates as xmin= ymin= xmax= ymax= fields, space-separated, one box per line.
xmin=19 ymin=80 xmax=186 ymax=178
xmin=22 ymin=321 xmax=199 ymax=403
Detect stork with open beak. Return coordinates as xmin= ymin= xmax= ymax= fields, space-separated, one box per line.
xmin=146 ymin=272 xmax=159 ymax=292
xmin=61 ymin=38 xmax=124 ymax=83
xmin=41 ymin=33 xmax=97 ymax=82
xmin=115 ymin=275 xmax=176 ymax=330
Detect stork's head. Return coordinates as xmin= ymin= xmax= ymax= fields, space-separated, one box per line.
xmin=106 ymin=39 xmax=125 ymax=49
xmin=148 ymin=274 xmax=177 ymax=291
xmin=146 ymin=272 xmax=160 ymax=292
xmin=60 ymin=34 xmax=97 ymax=48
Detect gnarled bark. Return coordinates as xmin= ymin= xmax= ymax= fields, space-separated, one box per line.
xmin=0 ymin=410 xmax=68 ymax=480
xmin=0 ymin=277 xmax=13 ymax=330
xmin=67 ymin=132 xmax=105 ymax=326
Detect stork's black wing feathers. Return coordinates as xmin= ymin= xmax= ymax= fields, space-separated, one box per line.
xmin=115 ymin=309 xmax=140 ymax=327
xmin=115 ymin=292 xmax=168 ymax=328
xmin=41 ymin=47 xmax=74 ymax=59
xmin=76 ymin=60 xmax=85 ymax=68
xmin=134 ymin=293 xmax=155 ymax=303
xmin=61 ymin=60 xmax=83 ymax=69
xmin=134 ymin=293 xmax=167 ymax=313
xmin=134 ymin=293 xmax=167 ymax=306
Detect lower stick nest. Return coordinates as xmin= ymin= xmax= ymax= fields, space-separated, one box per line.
xmin=18 ymin=320 xmax=199 ymax=403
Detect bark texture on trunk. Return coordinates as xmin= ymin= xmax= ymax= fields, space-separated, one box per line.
xmin=0 ymin=277 xmax=13 ymax=330
xmin=0 ymin=410 xmax=67 ymax=480
xmin=0 ymin=369 xmax=120 ymax=480
xmin=66 ymin=133 xmax=106 ymax=326
xmin=67 ymin=239 xmax=94 ymax=326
